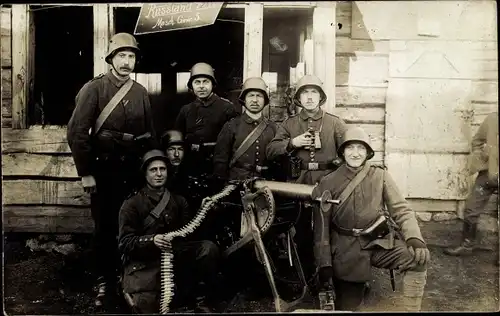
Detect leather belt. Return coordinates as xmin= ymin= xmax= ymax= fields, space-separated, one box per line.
xmin=97 ymin=129 xmax=135 ymax=142
xmin=240 ymin=163 xmax=269 ymax=173
xmin=301 ymin=161 xmax=336 ymax=171
xmin=190 ymin=142 xmax=217 ymax=152
xmin=331 ymin=216 xmax=388 ymax=237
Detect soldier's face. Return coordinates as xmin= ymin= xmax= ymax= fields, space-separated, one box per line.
xmin=299 ymin=87 xmax=321 ymax=111
xmin=344 ymin=142 xmax=368 ymax=168
xmin=244 ymin=90 xmax=266 ymax=114
xmin=145 ymin=160 xmax=168 ymax=188
xmin=112 ymin=50 xmax=136 ymax=76
xmin=166 ymin=145 xmax=184 ymax=166
xmin=192 ymin=77 xmax=213 ymax=99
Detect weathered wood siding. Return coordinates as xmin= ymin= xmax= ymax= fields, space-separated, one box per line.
xmin=1 ymin=7 xmax=12 ymax=128
xmin=333 ymin=1 xmax=387 ymax=165
xmin=352 ymin=0 xmax=498 ymax=214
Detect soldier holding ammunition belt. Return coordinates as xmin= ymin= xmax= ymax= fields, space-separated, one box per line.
xmin=119 ymin=150 xmax=220 ymax=314
xmin=312 ymin=127 xmax=430 ymax=312
xmin=266 ymin=74 xmax=348 ymax=281
xmin=67 ymin=32 xmax=158 ymax=309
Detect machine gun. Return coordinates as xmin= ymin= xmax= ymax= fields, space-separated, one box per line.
xmin=157 ymin=177 xmax=339 ymax=313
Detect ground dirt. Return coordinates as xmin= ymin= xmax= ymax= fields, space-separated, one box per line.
xmin=3 ymin=221 xmax=499 ymax=314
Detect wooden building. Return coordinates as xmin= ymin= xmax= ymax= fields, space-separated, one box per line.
xmin=1 ymin=2 xmax=498 ymax=233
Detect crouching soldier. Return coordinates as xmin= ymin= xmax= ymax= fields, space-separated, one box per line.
xmin=312 ymin=127 xmax=430 ymax=312
xmin=118 ymin=150 xmax=221 ymax=313
xmin=266 ymin=74 xmax=348 ymax=279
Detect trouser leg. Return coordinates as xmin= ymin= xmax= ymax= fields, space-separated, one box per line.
xmin=445 ymin=171 xmax=497 ymax=256
xmin=332 ymin=278 xmax=366 ymax=311
xmin=371 ymin=242 xmax=427 ymax=312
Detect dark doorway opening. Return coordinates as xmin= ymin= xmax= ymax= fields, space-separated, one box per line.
xmin=31 ymin=5 xmax=94 ymax=126
xmin=114 ymin=7 xmax=245 ymax=135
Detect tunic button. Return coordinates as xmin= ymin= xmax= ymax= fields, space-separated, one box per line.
xmin=256 ymin=146 xmax=260 ymax=150
xmin=256 ymin=140 xmax=259 ymax=144
xmin=133 ymin=267 xmax=136 ymax=270
xmin=256 ymin=151 xmax=259 ymax=155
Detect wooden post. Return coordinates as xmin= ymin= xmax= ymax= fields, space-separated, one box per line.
xmin=243 ymin=2 xmax=263 ymax=80
xmin=93 ymin=4 xmax=110 ymax=77
xmin=313 ymin=2 xmax=336 ymax=114
xmin=11 ymin=4 xmax=28 ymax=129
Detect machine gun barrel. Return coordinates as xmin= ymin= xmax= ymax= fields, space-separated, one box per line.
xmin=253 ymin=180 xmax=315 ymax=200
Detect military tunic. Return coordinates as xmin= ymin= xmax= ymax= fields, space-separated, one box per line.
xmin=67 ymin=70 xmax=157 ymax=177
xmin=119 ymin=186 xmax=220 ymax=313
xmin=312 ymin=163 xmax=425 ymax=282
xmin=266 ymin=109 xmax=348 ymax=185
xmin=213 ymin=113 xmax=278 ymax=181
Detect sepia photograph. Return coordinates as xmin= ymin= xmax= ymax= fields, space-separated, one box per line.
xmin=1 ymin=1 xmax=498 ymax=314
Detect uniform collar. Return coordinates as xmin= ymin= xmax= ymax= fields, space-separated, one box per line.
xmin=243 ymin=112 xmax=263 ymax=124
xmin=299 ymin=108 xmax=323 ymax=121
xmin=142 ymin=185 xmax=166 ymax=203
xmin=105 ymin=70 xmax=130 ymax=88
xmin=195 ymin=93 xmax=218 ymax=107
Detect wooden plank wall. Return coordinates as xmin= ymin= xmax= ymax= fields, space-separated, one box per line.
xmin=333 ymin=1 xmax=387 ymax=165
xmin=352 ymin=0 xmax=498 ymax=215
xmin=1 ymin=7 xmax=12 ymax=128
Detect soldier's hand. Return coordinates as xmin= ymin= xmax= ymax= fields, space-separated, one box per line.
xmin=81 ymin=175 xmax=97 ymax=194
xmin=201 ymin=197 xmax=214 ymax=209
xmin=406 ymin=238 xmax=430 ymax=266
xmin=154 ymin=234 xmax=172 ymax=251
xmin=291 ymin=131 xmax=314 ymax=148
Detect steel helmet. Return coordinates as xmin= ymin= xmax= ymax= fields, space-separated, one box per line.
xmin=337 ymin=127 xmax=375 ymax=160
xmin=187 ymin=62 xmax=217 ymax=90
xmin=105 ymin=33 xmax=140 ymax=65
xmin=141 ymin=149 xmax=169 ymax=171
xmin=161 ymin=130 xmax=184 ymax=149
xmin=238 ymin=77 xmax=270 ymax=107
xmin=293 ymin=75 xmax=327 ymax=107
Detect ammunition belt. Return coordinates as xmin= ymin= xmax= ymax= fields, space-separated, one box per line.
xmin=301 ymin=161 xmax=336 ymax=171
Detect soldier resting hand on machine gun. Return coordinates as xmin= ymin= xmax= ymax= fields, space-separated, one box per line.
xmin=312 ymin=127 xmax=430 ymax=312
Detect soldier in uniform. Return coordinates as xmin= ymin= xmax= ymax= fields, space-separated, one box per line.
xmin=161 ymin=130 xmax=189 ymax=197
xmin=266 ymin=74 xmax=348 ymax=280
xmin=212 ymin=77 xmax=278 ymax=296
xmin=67 ymin=32 xmax=158 ymax=308
xmin=312 ymin=127 xmax=430 ymax=311
xmin=444 ymin=112 xmax=499 ymax=258
xmin=119 ymin=150 xmax=220 ymax=314
xmin=174 ymin=62 xmax=239 ymax=194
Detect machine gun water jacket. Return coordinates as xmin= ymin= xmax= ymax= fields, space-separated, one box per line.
xmin=313 ymin=163 xmax=425 ymax=282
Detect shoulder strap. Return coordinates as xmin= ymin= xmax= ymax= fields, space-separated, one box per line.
xmin=331 ymin=162 xmax=372 ymax=223
xmin=229 ymin=119 xmax=268 ymax=168
xmin=93 ymin=79 xmax=134 ymax=135
xmin=143 ymin=190 xmax=171 ymax=230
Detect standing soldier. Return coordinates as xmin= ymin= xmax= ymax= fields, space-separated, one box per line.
xmin=444 ymin=112 xmax=498 ymax=259
xmin=67 ymin=32 xmax=158 ymax=309
xmin=212 ymin=77 xmax=278 ymax=296
xmin=266 ymin=74 xmax=348 ymax=281
xmin=174 ymin=62 xmax=239 ymax=198
xmin=161 ymin=130 xmax=189 ymax=197
xmin=213 ymin=77 xmax=277 ymax=182
xmin=312 ymin=127 xmax=430 ymax=311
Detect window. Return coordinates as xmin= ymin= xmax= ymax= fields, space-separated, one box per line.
xmin=29 ymin=5 xmax=93 ymax=126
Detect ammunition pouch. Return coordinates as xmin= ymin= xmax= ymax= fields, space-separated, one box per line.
xmin=332 ymin=215 xmax=390 ymax=241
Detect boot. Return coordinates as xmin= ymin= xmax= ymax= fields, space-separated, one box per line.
xmin=402 ymin=270 xmax=427 ymax=312
xmin=444 ymin=221 xmax=478 ymax=256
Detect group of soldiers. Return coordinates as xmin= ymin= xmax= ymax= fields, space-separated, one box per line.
xmin=66 ymin=31 xmax=496 ymax=314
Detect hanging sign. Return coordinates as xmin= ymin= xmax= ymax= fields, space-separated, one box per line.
xmin=134 ymin=2 xmax=224 ymax=35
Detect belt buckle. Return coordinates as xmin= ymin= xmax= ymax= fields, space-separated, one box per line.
xmin=352 ymin=228 xmax=363 ymax=237
xmin=308 ymin=162 xmax=319 ymax=170
xmin=191 ymin=144 xmax=200 ymax=151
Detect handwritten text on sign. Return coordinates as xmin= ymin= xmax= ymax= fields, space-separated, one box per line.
xmin=134 ymin=3 xmax=224 ymax=35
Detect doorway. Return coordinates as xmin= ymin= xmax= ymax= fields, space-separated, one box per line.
xmin=114 ymin=7 xmax=245 ymax=135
